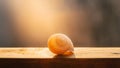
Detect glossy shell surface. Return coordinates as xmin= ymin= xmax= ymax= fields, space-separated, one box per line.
xmin=48 ymin=33 xmax=74 ymax=55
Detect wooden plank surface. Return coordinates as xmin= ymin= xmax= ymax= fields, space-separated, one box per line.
xmin=0 ymin=47 xmax=120 ymax=68
xmin=0 ymin=47 xmax=120 ymax=58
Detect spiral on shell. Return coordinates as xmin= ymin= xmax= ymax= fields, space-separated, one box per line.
xmin=48 ymin=33 xmax=74 ymax=55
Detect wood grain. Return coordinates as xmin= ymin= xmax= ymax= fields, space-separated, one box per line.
xmin=0 ymin=47 xmax=120 ymax=58
xmin=0 ymin=47 xmax=120 ymax=68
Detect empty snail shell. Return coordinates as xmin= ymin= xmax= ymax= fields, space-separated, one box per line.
xmin=48 ymin=33 xmax=74 ymax=55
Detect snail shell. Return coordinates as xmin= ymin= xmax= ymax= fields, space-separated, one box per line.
xmin=48 ymin=33 xmax=74 ymax=55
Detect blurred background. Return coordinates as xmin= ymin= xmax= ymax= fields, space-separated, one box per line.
xmin=0 ymin=0 xmax=120 ymax=47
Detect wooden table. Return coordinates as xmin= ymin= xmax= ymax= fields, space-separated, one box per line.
xmin=0 ymin=47 xmax=120 ymax=68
